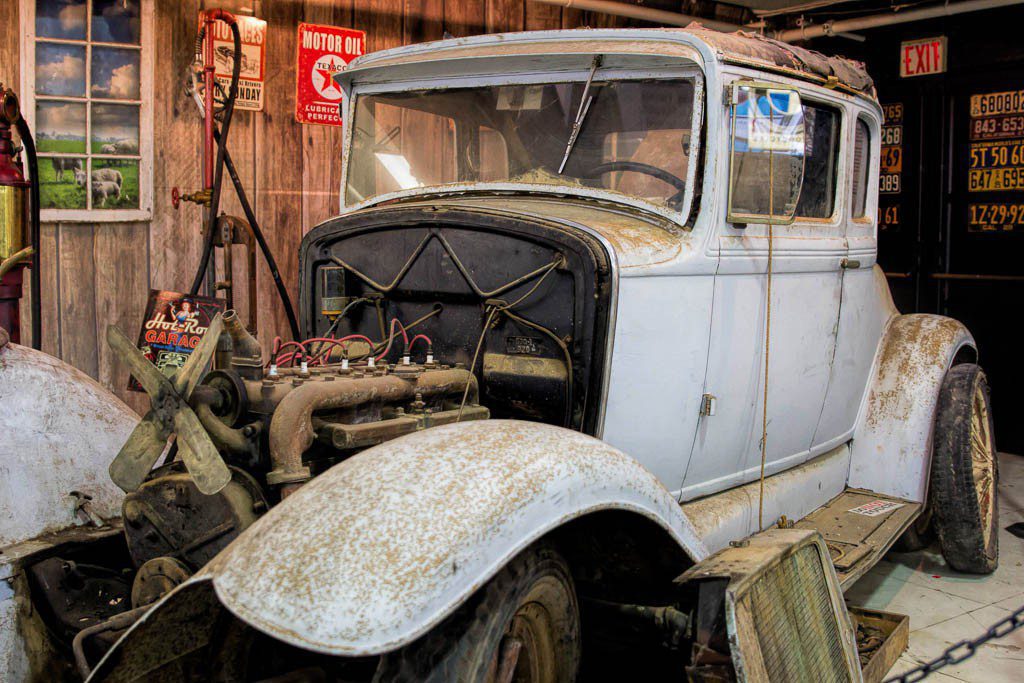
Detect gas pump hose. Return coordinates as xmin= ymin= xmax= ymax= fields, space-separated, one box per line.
xmin=214 ymin=125 xmax=301 ymax=340
xmin=188 ymin=16 xmax=242 ymax=299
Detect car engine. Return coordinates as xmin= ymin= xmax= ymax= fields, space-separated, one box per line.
xmin=118 ymin=309 xmax=487 ymax=581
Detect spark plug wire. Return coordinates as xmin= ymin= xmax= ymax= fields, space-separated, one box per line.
xmin=374 ymin=318 xmax=410 ymax=362
xmin=407 ymin=334 xmax=432 ymax=352
xmin=308 ymin=334 xmax=375 ymax=365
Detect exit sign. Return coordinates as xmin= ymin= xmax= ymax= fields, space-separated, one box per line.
xmin=900 ymin=37 xmax=947 ymax=78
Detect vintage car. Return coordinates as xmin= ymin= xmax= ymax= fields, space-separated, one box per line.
xmin=0 ymin=28 xmax=998 ymax=683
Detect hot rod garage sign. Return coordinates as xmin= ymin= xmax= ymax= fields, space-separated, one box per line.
xmin=295 ymin=23 xmax=366 ymax=126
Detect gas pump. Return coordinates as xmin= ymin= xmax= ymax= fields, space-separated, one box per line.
xmin=0 ymin=85 xmax=39 ymax=348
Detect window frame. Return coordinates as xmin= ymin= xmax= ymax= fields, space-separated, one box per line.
xmin=20 ymin=0 xmax=154 ymax=222
xmin=792 ymin=98 xmax=843 ymax=223
xmin=340 ymin=64 xmax=706 ymax=228
xmin=850 ymin=115 xmax=875 ymax=223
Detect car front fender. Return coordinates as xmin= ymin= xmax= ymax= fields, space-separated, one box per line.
xmin=849 ymin=313 xmax=976 ymax=502
xmin=199 ymin=419 xmax=707 ymax=656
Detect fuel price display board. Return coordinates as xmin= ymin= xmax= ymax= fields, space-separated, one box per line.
xmin=968 ymin=89 xmax=1024 ymax=232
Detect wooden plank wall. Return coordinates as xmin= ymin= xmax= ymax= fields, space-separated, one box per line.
xmin=1 ymin=0 xmax=633 ymax=413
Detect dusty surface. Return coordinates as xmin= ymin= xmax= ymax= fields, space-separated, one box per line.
xmin=0 ymin=342 xmax=137 ymax=547
xmin=201 ymin=419 xmax=705 ymax=656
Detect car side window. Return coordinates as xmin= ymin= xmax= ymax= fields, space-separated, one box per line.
xmin=851 ymin=118 xmax=871 ymax=218
xmin=795 ymin=102 xmax=841 ymax=219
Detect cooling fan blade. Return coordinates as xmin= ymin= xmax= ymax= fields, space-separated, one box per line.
xmin=175 ymin=404 xmax=231 ymax=494
xmin=105 ymin=314 xmax=231 ymax=495
xmin=108 ymin=411 xmax=171 ymax=493
xmin=106 ymin=323 xmax=172 ymax=398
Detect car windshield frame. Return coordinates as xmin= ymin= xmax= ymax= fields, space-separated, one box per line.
xmin=339 ymin=65 xmax=705 ymax=226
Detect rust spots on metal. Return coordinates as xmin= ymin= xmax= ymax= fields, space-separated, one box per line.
xmin=866 ymin=315 xmax=969 ymax=428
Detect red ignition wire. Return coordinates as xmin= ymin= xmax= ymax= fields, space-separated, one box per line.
xmin=273 ymin=340 xmax=309 ymax=366
xmin=266 ymin=336 xmax=284 ymax=368
xmin=308 ymin=335 xmax=375 ymax=365
xmin=407 ymin=334 xmax=432 ymax=352
xmin=375 ymin=319 xmax=409 ymax=362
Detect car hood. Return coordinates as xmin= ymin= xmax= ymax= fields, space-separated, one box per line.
xmin=350 ymin=194 xmax=694 ymax=272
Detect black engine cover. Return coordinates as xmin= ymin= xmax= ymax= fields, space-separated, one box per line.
xmin=299 ymin=196 xmax=613 ymax=433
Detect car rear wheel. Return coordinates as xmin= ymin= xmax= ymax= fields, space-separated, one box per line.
xmin=373 ymin=543 xmax=580 ymax=683
xmin=892 ymin=505 xmax=933 ymax=552
xmin=930 ymin=363 xmax=999 ymax=574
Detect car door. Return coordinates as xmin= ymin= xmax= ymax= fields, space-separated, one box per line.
xmin=814 ymin=112 xmax=890 ymax=448
xmin=680 ymin=91 xmax=846 ymax=501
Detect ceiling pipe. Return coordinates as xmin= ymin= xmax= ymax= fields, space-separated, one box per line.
xmin=776 ymin=0 xmax=1024 ymax=41
xmin=530 ymin=0 xmax=743 ymax=33
xmin=531 ymin=0 xmax=864 ymax=40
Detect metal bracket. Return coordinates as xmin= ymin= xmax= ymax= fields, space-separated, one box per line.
xmin=700 ymin=393 xmax=717 ymax=417
xmin=69 ymin=491 xmax=107 ymax=528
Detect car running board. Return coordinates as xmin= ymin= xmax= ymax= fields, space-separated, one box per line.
xmin=794 ymin=488 xmax=921 ymax=589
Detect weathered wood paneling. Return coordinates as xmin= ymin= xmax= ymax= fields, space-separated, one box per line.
xmin=150 ymin=0 xmax=205 ymax=293
xmin=18 ymin=223 xmax=60 ymax=357
xmin=525 ymin=0 xmax=562 ymax=31
xmin=254 ymin=0 xmax=305 ymax=347
xmin=94 ymin=222 xmax=150 ymax=413
xmin=0 ymin=1 xmax=18 ymax=88
xmin=487 ymin=0 xmax=525 ymax=33
xmin=57 ymin=225 xmax=99 ymax=378
xmin=445 ymin=0 xmax=486 ymax=38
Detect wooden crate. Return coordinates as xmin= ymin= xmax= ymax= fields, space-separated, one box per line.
xmin=849 ymin=606 xmax=910 ymax=683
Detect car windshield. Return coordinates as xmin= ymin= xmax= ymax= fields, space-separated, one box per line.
xmin=345 ymin=78 xmax=697 ymax=212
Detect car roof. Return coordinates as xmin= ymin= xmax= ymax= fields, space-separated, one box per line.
xmin=340 ymin=26 xmax=875 ymax=100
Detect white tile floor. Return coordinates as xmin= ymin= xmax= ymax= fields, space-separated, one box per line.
xmin=846 ymin=452 xmax=1024 ymax=682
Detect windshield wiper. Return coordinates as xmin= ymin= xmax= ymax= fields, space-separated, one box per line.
xmin=558 ymin=55 xmax=603 ymax=174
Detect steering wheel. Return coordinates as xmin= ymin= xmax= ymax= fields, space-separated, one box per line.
xmin=581 ymin=161 xmax=687 ymax=209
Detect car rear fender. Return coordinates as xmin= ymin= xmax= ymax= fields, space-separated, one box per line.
xmin=192 ymin=420 xmax=708 ymax=657
xmin=0 ymin=340 xmax=137 ymax=549
xmin=849 ymin=313 xmax=976 ymax=502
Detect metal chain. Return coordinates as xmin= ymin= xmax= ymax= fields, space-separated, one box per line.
xmin=884 ymin=603 xmax=1024 ymax=682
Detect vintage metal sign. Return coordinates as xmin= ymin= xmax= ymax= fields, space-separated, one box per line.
xmin=295 ymin=23 xmax=366 ymax=126
xmin=968 ymin=90 xmax=1024 ymax=231
xmin=879 ymin=102 xmax=903 ymax=196
xmin=205 ymin=14 xmax=267 ymax=111
xmin=129 ymin=290 xmax=226 ymax=391
xmin=900 ymin=37 xmax=947 ymax=78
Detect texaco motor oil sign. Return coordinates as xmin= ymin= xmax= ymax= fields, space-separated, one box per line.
xmin=295 ymin=23 xmax=366 ymax=126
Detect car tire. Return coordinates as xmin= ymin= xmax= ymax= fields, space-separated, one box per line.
xmin=930 ymin=363 xmax=999 ymax=574
xmin=373 ymin=543 xmax=581 ymax=683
